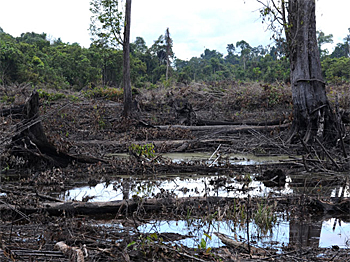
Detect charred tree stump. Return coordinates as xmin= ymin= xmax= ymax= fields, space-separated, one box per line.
xmin=172 ymin=98 xmax=197 ymax=125
xmin=10 ymin=91 xmax=73 ymax=167
xmin=9 ymin=91 xmax=101 ymax=168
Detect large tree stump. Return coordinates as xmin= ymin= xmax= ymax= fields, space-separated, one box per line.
xmin=285 ymin=0 xmax=338 ymax=144
xmin=172 ymin=98 xmax=197 ymax=125
xmin=8 ymin=91 xmax=101 ymax=168
xmin=10 ymin=91 xmax=73 ymax=167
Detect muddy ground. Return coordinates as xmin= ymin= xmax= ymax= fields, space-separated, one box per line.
xmin=0 ymin=82 xmax=350 ymax=261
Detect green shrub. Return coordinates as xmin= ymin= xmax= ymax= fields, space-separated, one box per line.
xmin=37 ymin=89 xmax=66 ymax=101
xmin=83 ymin=86 xmax=123 ymax=101
xmin=129 ymin=143 xmax=155 ymax=158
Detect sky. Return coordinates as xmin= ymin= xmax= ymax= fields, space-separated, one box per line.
xmin=0 ymin=0 xmax=349 ymax=60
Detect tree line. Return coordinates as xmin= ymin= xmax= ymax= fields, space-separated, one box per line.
xmin=0 ymin=27 xmax=349 ymax=89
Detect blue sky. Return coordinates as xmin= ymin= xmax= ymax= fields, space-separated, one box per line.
xmin=0 ymin=0 xmax=348 ymax=60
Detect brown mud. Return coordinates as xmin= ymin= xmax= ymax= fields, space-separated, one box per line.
xmin=0 ymin=83 xmax=349 ymax=261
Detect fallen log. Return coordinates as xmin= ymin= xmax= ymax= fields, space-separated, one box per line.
xmin=1 ymin=196 xmax=247 ymax=216
xmin=46 ymin=196 xmax=350 ymax=217
xmin=78 ymin=138 xmax=235 ymax=148
xmin=0 ymin=196 xmax=348 ymax=218
xmin=156 ymin=123 xmax=290 ymax=133
xmin=77 ymin=138 xmax=238 ymax=154
xmin=196 ymin=118 xmax=288 ymax=126
xmin=0 ymin=186 xmax=64 ymax=203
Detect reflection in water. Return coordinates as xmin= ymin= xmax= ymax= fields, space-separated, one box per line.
xmin=57 ymin=151 xmax=350 ymax=251
xmin=319 ymin=218 xmax=350 ymax=248
xmin=288 ymin=217 xmax=350 ymax=249
xmin=109 ymin=152 xmax=292 ymax=166
xmin=138 ymin=218 xmax=289 ymax=249
xmin=59 ymin=180 xmax=350 ymax=250
xmin=289 ymin=220 xmax=322 ymax=248
xmin=137 ymin=217 xmax=350 ymax=250
xmin=331 ymin=185 xmax=350 ymax=198
xmin=60 ymin=175 xmax=293 ymax=202
xmin=122 ymin=178 xmax=130 ymax=200
xmin=162 ymin=152 xmax=291 ymax=166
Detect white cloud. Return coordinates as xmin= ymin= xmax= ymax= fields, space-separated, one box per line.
xmin=316 ymin=0 xmax=350 ymax=51
xmin=0 ymin=0 xmax=348 ymax=59
xmin=0 ymin=0 xmax=91 ymax=45
xmin=131 ymin=0 xmax=272 ymax=59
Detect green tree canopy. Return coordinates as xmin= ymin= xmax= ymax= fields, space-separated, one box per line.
xmin=316 ymin=30 xmax=333 ymax=57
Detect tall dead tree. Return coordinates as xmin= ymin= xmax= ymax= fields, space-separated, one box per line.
xmin=165 ymin=28 xmax=173 ymax=81
xmin=90 ymin=0 xmax=133 ymax=117
xmin=122 ymin=0 xmax=132 ymax=117
xmin=258 ymin=0 xmax=338 ymax=144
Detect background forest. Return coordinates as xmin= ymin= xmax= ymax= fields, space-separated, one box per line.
xmin=0 ymin=26 xmax=349 ymax=91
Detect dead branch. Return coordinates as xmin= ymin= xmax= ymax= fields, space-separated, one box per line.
xmin=315 ymin=138 xmax=340 ymax=170
xmin=8 ymin=250 xmax=65 ymax=259
xmin=54 ymin=241 xmax=84 ymax=262
xmin=313 ymin=198 xmax=350 ymax=213
xmin=214 ymin=232 xmax=266 ymax=255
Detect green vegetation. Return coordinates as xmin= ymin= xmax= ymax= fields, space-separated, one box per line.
xmin=253 ymin=200 xmax=277 ymax=234
xmin=37 ymin=89 xmax=66 ymax=101
xmin=1 ymin=28 xmax=349 ymax=90
xmin=126 ymin=233 xmax=164 ymax=257
xmin=129 ymin=143 xmax=156 ymax=159
xmin=82 ymin=86 xmax=123 ymax=101
xmin=196 ymin=233 xmax=213 ymax=254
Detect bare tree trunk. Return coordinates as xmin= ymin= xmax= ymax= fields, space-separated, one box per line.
xmin=166 ymin=60 xmax=169 ymax=81
xmin=122 ymin=0 xmax=132 ymax=117
xmin=286 ymin=0 xmax=337 ymax=144
xmin=122 ymin=178 xmax=130 ymax=200
xmin=165 ymin=28 xmax=172 ymax=81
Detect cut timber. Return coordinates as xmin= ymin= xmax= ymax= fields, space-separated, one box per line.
xmin=7 ymin=250 xmax=65 ymax=259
